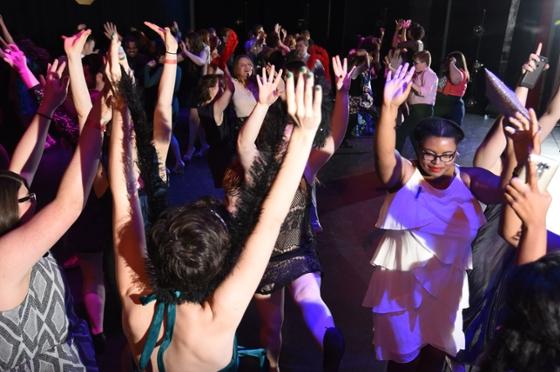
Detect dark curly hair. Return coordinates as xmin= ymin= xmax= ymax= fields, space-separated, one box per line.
xmin=480 ymin=252 xmax=560 ymax=371
xmin=145 ymin=198 xmax=231 ymax=304
xmin=413 ymin=117 xmax=464 ymax=147
xmin=120 ymin=68 xmax=285 ymax=305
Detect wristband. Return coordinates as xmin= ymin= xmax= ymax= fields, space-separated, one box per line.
xmin=37 ymin=112 xmax=54 ymax=121
xmin=164 ymin=59 xmax=177 ymax=64
xmin=165 ymin=51 xmax=178 ymax=55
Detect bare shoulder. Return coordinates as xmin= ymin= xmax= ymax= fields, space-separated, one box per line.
xmin=459 ymin=166 xmax=474 ymax=186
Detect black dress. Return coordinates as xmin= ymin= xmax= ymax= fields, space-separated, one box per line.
xmin=198 ymin=103 xmax=237 ymax=187
xmin=458 ymin=203 xmax=515 ymax=364
xmin=256 ymin=179 xmax=322 ymax=294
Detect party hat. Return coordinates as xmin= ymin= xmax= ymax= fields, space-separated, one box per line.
xmin=485 ymin=68 xmax=529 ymax=119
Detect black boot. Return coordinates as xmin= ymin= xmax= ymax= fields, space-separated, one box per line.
xmin=323 ymin=327 xmax=345 ymax=372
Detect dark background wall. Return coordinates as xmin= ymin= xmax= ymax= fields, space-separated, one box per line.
xmin=0 ymin=0 xmax=558 ymax=112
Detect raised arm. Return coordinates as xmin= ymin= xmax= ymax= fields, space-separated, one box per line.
xmin=501 ymin=109 xmax=542 ymax=247
xmin=391 ymin=20 xmax=405 ymax=49
xmin=237 ymin=65 xmax=282 ymax=177
xmin=0 ymin=15 xmax=14 ymax=44
xmin=145 ymin=21 xmax=178 ymax=179
xmin=9 ymin=60 xmax=68 ymax=185
xmin=448 ymin=58 xmax=465 ymax=84
xmin=182 ymin=46 xmax=209 ymax=67
xmin=109 ymin=101 xmax=151 ymax=302
xmin=504 ymin=160 xmax=551 ymax=264
xmin=104 ymin=34 xmax=151 ymax=303
xmin=374 ymin=63 xmax=415 ymax=189
xmin=63 ymin=29 xmax=94 ymax=130
xmin=307 ymin=56 xmax=355 ymax=179
xmin=0 ymin=42 xmax=39 ymax=88
xmin=211 ymin=70 xmax=322 ymax=329
xmin=0 ymin=84 xmax=103 ymax=294
xmin=212 ymin=67 xmax=235 ymax=122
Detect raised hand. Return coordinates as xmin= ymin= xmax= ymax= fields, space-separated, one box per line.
xmin=144 ymin=21 xmax=178 ymax=54
xmin=505 ymin=108 xmax=541 ymax=163
xmin=521 ymin=42 xmax=549 ymax=74
xmin=0 ymin=43 xmax=28 ymax=72
xmin=105 ymin=33 xmax=122 ymax=91
xmin=383 ymin=63 xmax=414 ymax=108
xmin=103 ymin=21 xmax=121 ymax=41
xmin=41 ymin=59 xmax=70 ymax=111
xmin=332 ymin=55 xmax=356 ymax=92
xmin=286 ymin=69 xmax=322 ymax=134
xmin=256 ymin=65 xmax=283 ymax=105
xmin=505 ymin=159 xmax=551 ymax=227
xmin=62 ymin=29 xmax=92 ymax=59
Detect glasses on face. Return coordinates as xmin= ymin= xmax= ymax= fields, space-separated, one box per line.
xmin=420 ymin=149 xmax=457 ymax=163
xmin=18 ymin=192 xmax=36 ymax=203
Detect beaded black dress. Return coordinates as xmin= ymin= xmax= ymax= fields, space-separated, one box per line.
xmin=256 ymin=179 xmax=321 ymax=294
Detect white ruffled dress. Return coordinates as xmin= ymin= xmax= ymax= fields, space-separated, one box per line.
xmin=363 ymin=166 xmax=486 ymax=363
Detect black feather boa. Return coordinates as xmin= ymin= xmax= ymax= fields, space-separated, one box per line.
xmin=119 ymin=72 xmax=285 ymax=304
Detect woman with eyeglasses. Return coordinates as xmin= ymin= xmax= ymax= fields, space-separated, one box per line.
xmin=362 ymin=64 xmax=514 ymax=372
xmin=0 ymin=46 xmax=103 ymax=369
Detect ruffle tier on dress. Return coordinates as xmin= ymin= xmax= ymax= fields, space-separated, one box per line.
xmin=363 ymin=167 xmax=485 ymax=363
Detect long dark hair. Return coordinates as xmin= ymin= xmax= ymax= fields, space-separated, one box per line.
xmin=480 ymin=252 xmax=560 ymax=371
xmin=0 ymin=170 xmax=27 ymax=235
xmin=194 ymin=74 xmax=221 ymax=107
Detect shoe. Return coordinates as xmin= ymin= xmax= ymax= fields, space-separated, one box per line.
xmin=323 ymin=327 xmax=345 ymax=372
xmin=92 ymin=332 xmax=106 ymax=354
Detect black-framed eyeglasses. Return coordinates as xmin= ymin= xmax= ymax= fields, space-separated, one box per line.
xmin=18 ymin=193 xmax=36 ymax=203
xmin=420 ymin=149 xmax=457 ymax=163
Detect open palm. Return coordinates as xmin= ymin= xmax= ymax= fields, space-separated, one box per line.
xmin=257 ymin=65 xmax=283 ymax=105
xmin=383 ymin=63 xmax=414 ymax=107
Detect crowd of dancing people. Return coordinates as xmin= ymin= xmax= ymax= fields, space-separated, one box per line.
xmin=0 ymin=12 xmax=559 ymax=372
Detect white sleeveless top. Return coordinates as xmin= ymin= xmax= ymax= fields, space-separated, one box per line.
xmin=364 ymin=165 xmax=486 ymax=313
xmin=232 ymin=79 xmax=257 ymax=118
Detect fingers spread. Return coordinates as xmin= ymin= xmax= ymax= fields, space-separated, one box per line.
xmin=273 ymin=69 xmax=283 ymax=88
xmin=56 ymin=60 xmax=67 ymax=78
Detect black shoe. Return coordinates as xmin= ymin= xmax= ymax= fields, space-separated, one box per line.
xmin=323 ymin=327 xmax=345 ymax=372
xmin=92 ymin=332 xmax=106 ymax=354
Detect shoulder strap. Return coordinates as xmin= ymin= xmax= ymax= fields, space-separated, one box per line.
xmin=138 ymin=292 xmax=181 ymax=372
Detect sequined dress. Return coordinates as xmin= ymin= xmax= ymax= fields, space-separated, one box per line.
xmin=256 ymin=179 xmax=321 ymax=294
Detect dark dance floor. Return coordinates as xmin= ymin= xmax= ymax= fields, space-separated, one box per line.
xmin=67 ymin=113 xmax=560 ymax=371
